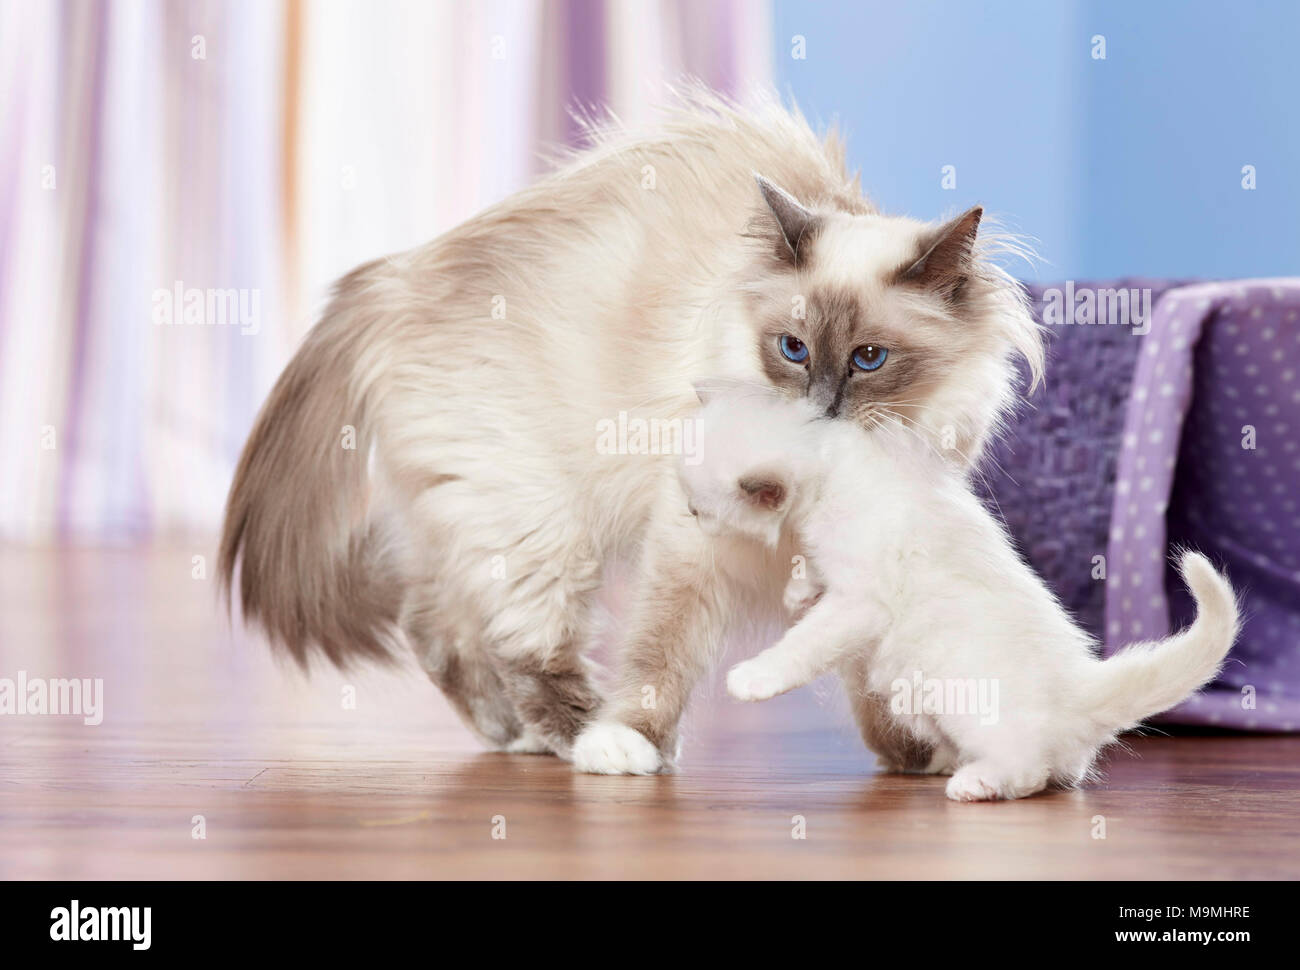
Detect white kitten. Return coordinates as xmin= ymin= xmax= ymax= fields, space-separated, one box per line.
xmin=680 ymin=385 xmax=1240 ymax=801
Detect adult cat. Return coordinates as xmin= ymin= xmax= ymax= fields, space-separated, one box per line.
xmin=219 ymin=92 xmax=1043 ymax=772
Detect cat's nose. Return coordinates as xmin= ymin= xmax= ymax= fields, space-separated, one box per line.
xmin=808 ymin=373 xmax=843 ymax=418
xmin=687 ymin=505 xmax=698 ymax=517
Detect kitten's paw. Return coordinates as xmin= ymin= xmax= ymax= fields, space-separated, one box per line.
xmin=946 ymin=766 xmax=1003 ymax=802
xmin=571 ymin=721 xmax=662 ymax=775
xmin=726 ymin=660 xmax=788 ymax=702
xmin=945 ymin=761 xmax=1048 ymax=802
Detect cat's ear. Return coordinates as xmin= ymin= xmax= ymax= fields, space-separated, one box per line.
xmin=896 ymin=205 xmax=983 ymax=302
xmin=738 ymin=473 xmax=788 ymax=512
xmin=754 ymin=174 xmax=818 ymax=265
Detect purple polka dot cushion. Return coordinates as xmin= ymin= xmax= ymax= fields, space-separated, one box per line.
xmin=1107 ymin=280 xmax=1300 ymax=730
xmin=980 ymin=278 xmax=1300 ymax=732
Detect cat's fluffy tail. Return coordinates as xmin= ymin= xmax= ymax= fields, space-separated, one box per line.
xmin=218 ymin=269 xmax=405 ymax=669
xmin=1083 ymin=551 xmax=1240 ymax=732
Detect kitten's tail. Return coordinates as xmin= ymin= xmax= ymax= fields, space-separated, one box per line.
xmin=218 ymin=266 xmax=405 ymax=669
xmin=1083 ymin=551 xmax=1240 ymax=732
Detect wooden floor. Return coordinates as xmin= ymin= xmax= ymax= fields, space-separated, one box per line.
xmin=1 ymin=545 xmax=1297 ymax=880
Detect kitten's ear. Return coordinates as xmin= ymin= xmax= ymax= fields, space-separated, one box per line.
xmin=738 ymin=473 xmax=788 ymax=512
xmin=754 ymin=174 xmax=818 ymax=265
xmin=896 ymin=205 xmax=983 ymax=302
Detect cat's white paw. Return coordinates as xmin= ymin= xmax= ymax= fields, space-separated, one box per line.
xmin=727 ymin=659 xmax=787 ymax=702
xmin=946 ymin=766 xmax=1003 ymax=802
xmin=571 ymin=721 xmax=662 ymax=775
xmin=945 ymin=761 xmax=1048 ymax=802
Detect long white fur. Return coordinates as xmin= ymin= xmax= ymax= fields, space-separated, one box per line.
xmin=680 ymin=385 xmax=1241 ymax=801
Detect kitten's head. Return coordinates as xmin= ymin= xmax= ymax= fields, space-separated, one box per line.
xmin=677 ymin=382 xmax=817 ymax=548
xmin=739 ymin=175 xmax=1042 ymax=466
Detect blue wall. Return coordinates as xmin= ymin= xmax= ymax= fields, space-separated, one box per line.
xmin=772 ymin=0 xmax=1300 ymax=280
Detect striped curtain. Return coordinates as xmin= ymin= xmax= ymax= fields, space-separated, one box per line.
xmin=0 ymin=0 xmax=772 ymax=543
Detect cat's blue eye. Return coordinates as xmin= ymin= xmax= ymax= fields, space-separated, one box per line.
xmin=779 ymin=334 xmax=809 ymax=363
xmin=852 ymin=345 xmax=888 ymax=372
